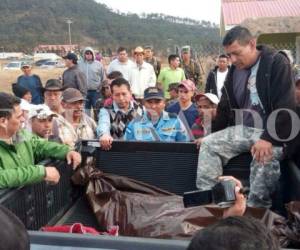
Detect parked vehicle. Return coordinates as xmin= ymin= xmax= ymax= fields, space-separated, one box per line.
xmin=35 ymin=59 xmax=51 ymax=67
xmin=38 ymin=60 xmax=65 ymax=69
xmin=3 ymin=61 xmax=22 ymax=70
xmin=39 ymin=60 xmax=59 ymax=69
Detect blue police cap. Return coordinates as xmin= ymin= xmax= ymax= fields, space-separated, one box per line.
xmin=144 ymin=87 xmax=164 ymax=101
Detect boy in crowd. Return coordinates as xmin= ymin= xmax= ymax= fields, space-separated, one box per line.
xmin=157 ymin=54 xmax=185 ymax=99
xmin=166 ymin=79 xmax=198 ymax=130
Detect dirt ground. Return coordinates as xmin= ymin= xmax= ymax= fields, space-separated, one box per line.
xmin=0 ymin=56 xmax=216 ymax=93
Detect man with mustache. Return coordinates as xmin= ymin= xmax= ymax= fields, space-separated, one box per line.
xmin=52 ymin=88 xmax=96 ymax=148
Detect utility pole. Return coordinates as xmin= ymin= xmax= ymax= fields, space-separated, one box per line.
xmin=65 ymin=18 xmax=73 ymax=46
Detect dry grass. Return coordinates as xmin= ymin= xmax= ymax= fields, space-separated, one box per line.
xmin=0 ymin=56 xmax=216 ymax=93
xmin=0 ymin=61 xmax=64 ymax=93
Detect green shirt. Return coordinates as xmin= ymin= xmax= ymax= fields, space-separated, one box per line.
xmin=0 ymin=129 xmax=70 ymax=189
xmin=157 ymin=67 xmax=186 ymax=98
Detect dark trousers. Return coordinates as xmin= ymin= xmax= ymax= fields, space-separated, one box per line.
xmin=85 ymin=90 xmax=100 ymax=117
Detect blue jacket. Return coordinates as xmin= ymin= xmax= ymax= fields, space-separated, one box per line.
xmin=124 ymin=111 xmax=189 ymax=142
xmin=17 ymin=74 xmax=43 ymax=104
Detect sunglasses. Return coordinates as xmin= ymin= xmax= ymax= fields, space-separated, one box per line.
xmin=85 ymin=51 xmax=92 ymax=55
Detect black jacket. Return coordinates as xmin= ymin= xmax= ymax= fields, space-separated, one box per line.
xmin=205 ymin=66 xmax=218 ymax=96
xmin=205 ymin=66 xmax=230 ymax=97
xmin=212 ymin=45 xmax=296 ymax=147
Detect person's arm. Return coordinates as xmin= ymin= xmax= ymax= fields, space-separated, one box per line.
xmin=181 ymin=69 xmax=186 ymax=80
xmin=34 ymin=75 xmax=44 ymax=103
xmin=0 ymin=164 xmax=46 ymax=189
xmin=156 ymin=59 xmax=161 ymax=76
xmin=31 ymin=132 xmax=81 ymax=169
xmin=107 ymin=61 xmax=113 ymax=74
xmin=211 ymin=84 xmax=232 ymax=133
xmin=76 ymin=71 xmax=88 ymax=97
xmin=194 ymin=61 xmax=202 ymax=85
xmin=148 ymin=66 xmax=157 ymax=87
xmin=260 ymin=53 xmax=296 ymax=145
xmin=31 ymin=134 xmax=71 ymax=162
xmin=100 ymin=63 xmax=107 ymax=82
xmin=157 ymin=70 xmax=164 ymax=85
xmin=96 ymin=108 xmax=111 ymax=138
xmin=97 ymin=108 xmax=114 ymax=150
xmin=205 ymin=72 xmax=214 ymax=93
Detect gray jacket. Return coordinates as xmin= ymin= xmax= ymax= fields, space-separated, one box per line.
xmin=78 ymin=47 xmax=106 ymax=91
xmin=62 ymin=65 xmax=87 ymax=96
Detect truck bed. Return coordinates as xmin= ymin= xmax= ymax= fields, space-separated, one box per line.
xmin=1 ymin=141 xmax=299 ymax=249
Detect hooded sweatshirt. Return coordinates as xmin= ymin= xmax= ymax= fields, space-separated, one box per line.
xmin=78 ymin=47 xmax=106 ymax=91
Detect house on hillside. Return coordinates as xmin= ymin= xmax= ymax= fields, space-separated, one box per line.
xmin=33 ymin=44 xmax=79 ymax=56
xmin=220 ymin=0 xmax=300 ymax=64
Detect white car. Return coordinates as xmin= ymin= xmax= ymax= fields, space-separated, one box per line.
xmin=3 ymin=61 xmax=22 ymax=70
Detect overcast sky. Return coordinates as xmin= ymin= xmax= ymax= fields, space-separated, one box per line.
xmin=95 ymin=0 xmax=221 ymax=24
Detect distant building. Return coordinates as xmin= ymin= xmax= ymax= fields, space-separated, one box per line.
xmin=33 ymin=44 xmax=79 ymax=56
xmin=0 ymin=52 xmax=24 ymax=59
xmin=220 ymin=0 xmax=300 ymax=64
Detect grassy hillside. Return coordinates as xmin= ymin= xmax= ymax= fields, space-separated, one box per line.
xmin=0 ymin=0 xmax=220 ymax=54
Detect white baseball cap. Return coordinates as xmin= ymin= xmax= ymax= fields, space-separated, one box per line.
xmin=195 ymin=93 xmax=219 ymax=105
xmin=28 ymin=104 xmax=57 ymax=120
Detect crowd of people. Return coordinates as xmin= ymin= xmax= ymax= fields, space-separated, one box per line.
xmin=0 ymin=25 xmax=300 ymax=249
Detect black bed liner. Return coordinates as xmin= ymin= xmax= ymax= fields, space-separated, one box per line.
xmin=0 ymin=140 xmax=299 ymax=249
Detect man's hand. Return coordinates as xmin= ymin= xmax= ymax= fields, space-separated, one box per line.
xmin=219 ymin=176 xmax=247 ymax=218
xmin=66 ymin=151 xmax=82 ymax=169
xmin=44 ymin=166 xmax=60 ymax=185
xmin=194 ymin=138 xmax=203 ymax=149
xmin=99 ymin=134 xmax=113 ymax=151
xmin=251 ymin=139 xmax=273 ymax=165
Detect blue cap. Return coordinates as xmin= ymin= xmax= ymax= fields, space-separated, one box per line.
xmin=63 ymin=52 xmax=78 ymax=64
xmin=143 ymin=87 xmax=164 ymax=101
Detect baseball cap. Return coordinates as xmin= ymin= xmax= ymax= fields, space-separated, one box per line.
xmin=195 ymin=93 xmax=219 ymax=105
xmin=63 ymin=52 xmax=78 ymax=63
xmin=181 ymin=45 xmax=191 ymax=54
xmin=44 ymin=79 xmax=63 ymax=91
xmin=28 ymin=104 xmax=57 ymax=120
xmin=134 ymin=46 xmax=144 ymax=54
xmin=178 ymin=79 xmax=196 ymax=91
xmin=144 ymin=87 xmax=164 ymax=101
xmin=62 ymin=88 xmax=85 ymax=103
xmin=21 ymin=62 xmax=31 ymax=68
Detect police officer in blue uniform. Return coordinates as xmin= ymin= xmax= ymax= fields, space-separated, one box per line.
xmin=124 ymin=87 xmax=189 ymax=142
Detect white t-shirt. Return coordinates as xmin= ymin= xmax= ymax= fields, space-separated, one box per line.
xmin=216 ymin=69 xmax=228 ymax=98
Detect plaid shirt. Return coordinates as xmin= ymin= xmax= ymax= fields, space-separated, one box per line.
xmin=52 ymin=113 xmax=96 ymax=148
